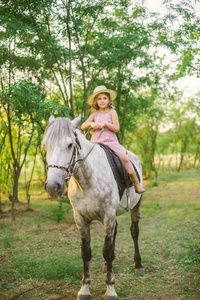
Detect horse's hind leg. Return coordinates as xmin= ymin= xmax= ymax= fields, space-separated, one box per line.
xmin=130 ymin=196 xmax=145 ymax=275
xmin=103 ymin=216 xmax=118 ymax=300
xmin=75 ymin=213 xmax=92 ymax=300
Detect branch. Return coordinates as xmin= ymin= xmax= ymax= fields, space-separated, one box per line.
xmin=16 ymin=123 xmax=22 ymax=164
xmin=10 ymin=283 xmax=44 ymax=300
xmin=7 ymin=106 xmax=16 ymax=164
xmin=20 ymin=124 xmax=35 ymax=169
xmin=44 ymin=12 xmax=69 ymax=105
xmin=87 ymin=43 xmax=143 ymax=92
xmin=28 ymin=8 xmax=67 ymax=104
xmin=82 ymin=8 xmax=101 ymax=58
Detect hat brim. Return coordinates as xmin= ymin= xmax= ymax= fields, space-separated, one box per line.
xmin=87 ymin=89 xmax=117 ymax=106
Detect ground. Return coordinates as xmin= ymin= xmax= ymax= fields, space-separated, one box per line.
xmin=0 ymin=169 xmax=199 ymax=299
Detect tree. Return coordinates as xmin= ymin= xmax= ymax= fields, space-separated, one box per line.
xmin=132 ymin=94 xmax=165 ymax=183
xmin=0 ymin=80 xmax=70 ymax=219
xmin=0 ymin=0 xmax=200 ymax=195
xmin=168 ymin=93 xmax=200 ymax=171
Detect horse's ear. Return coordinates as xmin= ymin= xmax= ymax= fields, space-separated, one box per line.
xmin=49 ymin=114 xmax=55 ymax=123
xmin=71 ymin=115 xmax=81 ymax=128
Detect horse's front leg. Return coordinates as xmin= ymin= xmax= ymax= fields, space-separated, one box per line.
xmin=74 ymin=212 xmax=92 ymax=300
xmin=130 ymin=196 xmax=145 ymax=275
xmin=103 ymin=215 xmax=118 ymax=300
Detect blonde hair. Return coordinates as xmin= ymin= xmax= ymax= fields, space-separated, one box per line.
xmin=91 ymin=92 xmax=115 ymax=111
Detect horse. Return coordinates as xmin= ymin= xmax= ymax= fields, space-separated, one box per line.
xmin=42 ymin=115 xmax=145 ymax=300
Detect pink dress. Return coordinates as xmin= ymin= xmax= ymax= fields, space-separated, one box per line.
xmin=91 ymin=109 xmax=127 ymax=156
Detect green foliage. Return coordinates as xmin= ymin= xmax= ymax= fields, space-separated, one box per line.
xmin=0 ymin=0 xmax=199 ymax=201
xmin=5 ymin=81 xmax=45 ymax=121
xmin=52 ymin=202 xmax=65 ymax=223
xmin=0 ymin=79 xmax=70 ymax=206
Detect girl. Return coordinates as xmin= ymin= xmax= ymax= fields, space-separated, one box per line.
xmin=81 ymin=85 xmax=145 ymax=194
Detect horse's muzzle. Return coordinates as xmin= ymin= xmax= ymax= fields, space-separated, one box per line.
xmin=44 ymin=180 xmax=64 ymax=198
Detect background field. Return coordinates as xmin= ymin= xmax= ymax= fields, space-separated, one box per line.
xmin=0 ymin=169 xmax=199 ymax=300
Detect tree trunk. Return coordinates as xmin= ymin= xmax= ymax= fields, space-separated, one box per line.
xmin=82 ymin=61 xmax=88 ymax=117
xmin=116 ymin=64 xmax=122 ymax=114
xmin=10 ymin=166 xmax=21 ymax=220
xmin=178 ymin=141 xmax=187 ymax=172
xmin=193 ymin=142 xmax=199 ymax=168
xmin=11 ymin=194 xmax=15 ymax=221
xmin=0 ymin=195 xmax=2 ymax=213
xmin=12 ymin=166 xmax=21 ymax=203
xmin=66 ymin=0 xmax=74 ymax=118
xmin=178 ymin=152 xmax=184 ymax=172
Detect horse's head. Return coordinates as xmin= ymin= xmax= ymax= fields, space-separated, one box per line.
xmin=42 ymin=115 xmax=81 ymax=198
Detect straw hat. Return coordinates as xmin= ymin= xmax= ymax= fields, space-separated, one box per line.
xmin=87 ymin=85 xmax=117 ymax=106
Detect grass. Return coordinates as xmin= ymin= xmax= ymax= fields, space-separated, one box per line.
xmin=0 ymin=169 xmax=199 ymax=299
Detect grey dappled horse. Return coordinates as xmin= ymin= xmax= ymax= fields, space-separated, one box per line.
xmin=42 ymin=115 xmax=145 ymax=300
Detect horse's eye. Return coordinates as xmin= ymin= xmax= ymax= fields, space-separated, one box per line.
xmin=68 ymin=143 xmax=73 ymax=149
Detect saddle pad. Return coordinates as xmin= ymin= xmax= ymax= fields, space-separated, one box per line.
xmin=99 ymin=144 xmax=140 ymax=199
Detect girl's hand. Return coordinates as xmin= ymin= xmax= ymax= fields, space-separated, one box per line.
xmin=90 ymin=122 xmax=98 ymax=128
xmin=91 ymin=121 xmax=107 ymax=131
xmin=99 ymin=121 xmax=107 ymax=127
xmin=90 ymin=122 xmax=100 ymax=131
xmin=92 ymin=124 xmax=102 ymax=131
xmin=91 ymin=122 xmax=106 ymax=131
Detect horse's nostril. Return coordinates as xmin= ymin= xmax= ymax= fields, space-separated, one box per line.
xmin=57 ymin=183 xmax=61 ymax=191
xmin=44 ymin=180 xmax=63 ymax=197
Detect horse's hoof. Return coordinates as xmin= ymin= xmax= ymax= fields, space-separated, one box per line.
xmin=135 ymin=267 xmax=145 ymax=275
xmin=77 ymin=295 xmax=92 ymax=300
xmin=103 ymin=296 xmax=118 ymax=300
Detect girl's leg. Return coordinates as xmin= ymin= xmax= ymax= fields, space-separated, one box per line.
xmin=119 ymin=154 xmax=145 ymax=194
xmin=119 ymin=154 xmax=135 ymax=173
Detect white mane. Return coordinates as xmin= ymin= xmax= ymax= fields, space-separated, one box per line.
xmin=42 ymin=117 xmax=75 ymax=150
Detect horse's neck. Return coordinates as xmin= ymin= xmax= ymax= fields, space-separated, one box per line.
xmin=77 ymin=130 xmax=94 ymax=156
xmin=74 ymin=130 xmax=102 ymax=178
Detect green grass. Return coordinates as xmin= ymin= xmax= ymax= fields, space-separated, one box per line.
xmin=10 ymin=251 xmax=81 ymax=281
xmin=0 ymin=169 xmax=199 ymax=299
xmin=0 ymin=228 xmax=82 ymax=284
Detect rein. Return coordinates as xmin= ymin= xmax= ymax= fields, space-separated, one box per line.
xmin=66 ymin=127 xmax=105 ymax=178
xmin=47 ymin=127 xmax=105 ymax=180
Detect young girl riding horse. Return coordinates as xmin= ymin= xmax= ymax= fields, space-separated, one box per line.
xmin=81 ymin=85 xmax=145 ymax=194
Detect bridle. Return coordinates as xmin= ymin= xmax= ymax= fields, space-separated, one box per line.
xmin=46 ymin=131 xmax=82 ymax=179
xmin=46 ymin=128 xmax=104 ymax=180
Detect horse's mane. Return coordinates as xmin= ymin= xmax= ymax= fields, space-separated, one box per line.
xmin=42 ymin=117 xmax=75 ymax=150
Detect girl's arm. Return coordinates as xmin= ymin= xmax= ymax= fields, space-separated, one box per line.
xmin=99 ymin=110 xmax=120 ymax=133
xmin=81 ymin=113 xmax=97 ymax=130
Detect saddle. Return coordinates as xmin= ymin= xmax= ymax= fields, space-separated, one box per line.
xmin=99 ymin=144 xmax=141 ymax=199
